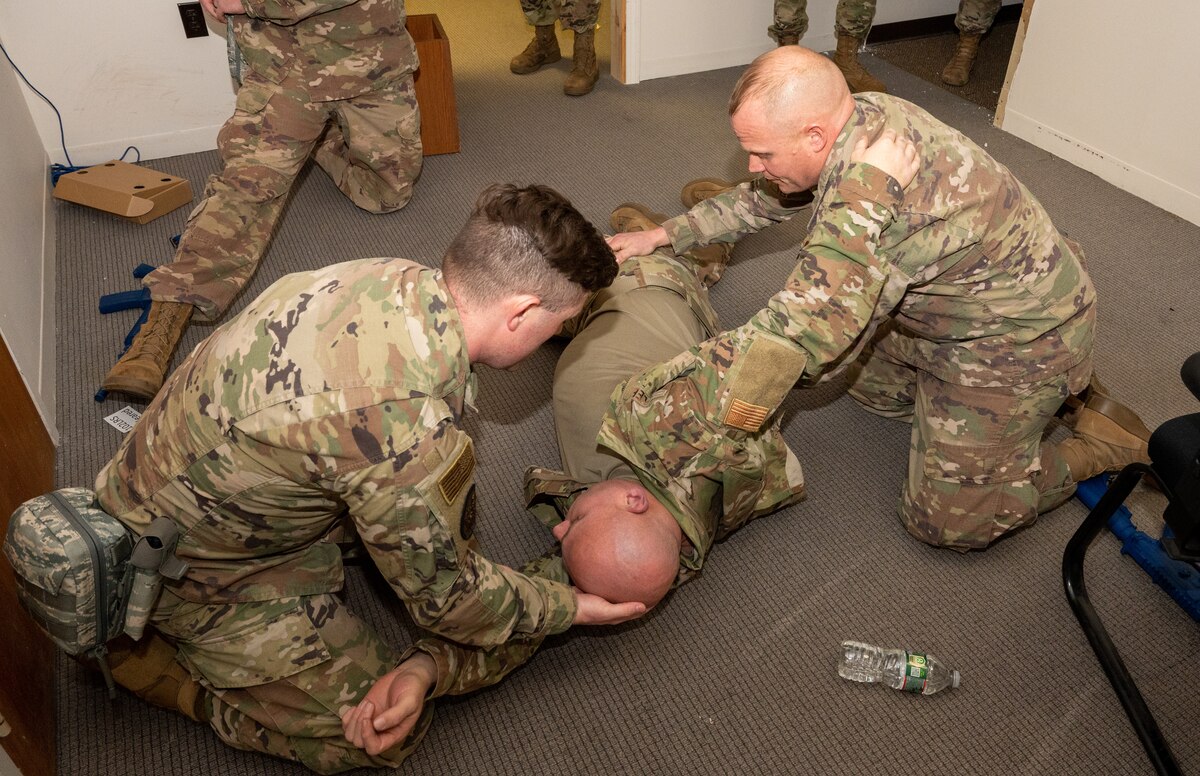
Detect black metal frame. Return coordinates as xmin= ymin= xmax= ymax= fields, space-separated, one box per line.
xmin=1062 ymin=463 xmax=1182 ymax=776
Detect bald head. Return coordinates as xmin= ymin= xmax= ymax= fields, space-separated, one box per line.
xmin=727 ymin=47 xmax=856 ymax=194
xmin=729 ymin=46 xmax=852 ymax=130
xmin=554 ymin=479 xmax=682 ymax=609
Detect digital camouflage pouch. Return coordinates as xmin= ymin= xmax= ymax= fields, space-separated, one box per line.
xmin=4 ymin=487 xmax=133 ymax=695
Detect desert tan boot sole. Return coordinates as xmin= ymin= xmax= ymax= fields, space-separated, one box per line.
xmin=610 ymin=202 xmax=668 ymax=233
xmin=680 ymin=177 xmax=740 ymax=209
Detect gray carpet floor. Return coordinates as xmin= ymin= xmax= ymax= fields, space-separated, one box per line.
xmin=53 ymin=1 xmax=1199 ymax=774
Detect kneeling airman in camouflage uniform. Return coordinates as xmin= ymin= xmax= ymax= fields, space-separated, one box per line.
xmin=341 ymin=207 xmax=808 ymax=755
xmin=92 ymin=185 xmax=648 ymax=774
xmin=104 ymin=0 xmax=426 ymax=401
xmin=609 ymin=47 xmax=1152 ymax=552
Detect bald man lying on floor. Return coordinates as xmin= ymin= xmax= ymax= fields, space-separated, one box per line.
xmin=339 ymin=202 xmax=810 ymax=756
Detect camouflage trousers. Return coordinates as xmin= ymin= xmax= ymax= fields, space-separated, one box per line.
xmin=956 ymin=0 xmax=1002 ymax=35
xmin=769 ymin=0 xmax=877 ymax=44
xmin=145 ymin=71 xmax=423 ymax=322
xmin=152 ymin=589 xmax=430 ymax=774
xmin=520 ymin=0 xmax=600 ymax=33
xmin=848 ymin=328 xmax=1091 ymax=551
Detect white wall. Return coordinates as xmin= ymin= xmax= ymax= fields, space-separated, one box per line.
xmin=1000 ymin=0 xmax=1200 ymax=226
xmin=2 ymin=0 xmax=1025 ymax=162
xmin=624 ymin=0 xmax=1020 ymax=83
xmin=0 ymin=0 xmax=233 ymax=165
xmin=0 ymin=35 xmax=57 ymax=438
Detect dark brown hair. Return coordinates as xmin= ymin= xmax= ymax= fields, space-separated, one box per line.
xmin=443 ymin=184 xmax=617 ymax=311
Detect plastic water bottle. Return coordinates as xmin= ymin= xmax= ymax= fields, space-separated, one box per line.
xmin=837 ymin=640 xmax=960 ymax=695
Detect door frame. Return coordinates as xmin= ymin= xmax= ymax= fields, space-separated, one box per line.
xmin=0 ymin=334 xmax=56 ymax=776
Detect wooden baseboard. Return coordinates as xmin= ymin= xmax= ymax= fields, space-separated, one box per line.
xmin=0 ymin=335 xmax=56 ymax=776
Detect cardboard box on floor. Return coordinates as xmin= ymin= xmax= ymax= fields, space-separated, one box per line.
xmin=53 ymin=160 xmax=193 ymax=224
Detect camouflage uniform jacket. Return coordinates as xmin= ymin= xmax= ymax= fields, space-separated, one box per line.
xmin=95 ymin=258 xmax=576 ymax=647
xmin=233 ymin=0 xmax=417 ymax=101
xmin=411 ymin=323 xmax=808 ymax=698
xmin=664 ymin=92 xmax=1096 ymax=389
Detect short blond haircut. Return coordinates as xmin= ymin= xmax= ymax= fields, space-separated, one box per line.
xmin=728 ymin=46 xmax=848 ymax=124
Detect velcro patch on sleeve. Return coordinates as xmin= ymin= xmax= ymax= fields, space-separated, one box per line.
xmin=722 ymin=335 xmax=806 ymax=432
xmin=438 ymin=438 xmax=475 ymax=506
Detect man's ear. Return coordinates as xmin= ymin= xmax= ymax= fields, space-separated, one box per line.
xmin=624 ymin=486 xmax=650 ymax=514
xmin=505 ymin=294 xmax=542 ymax=331
xmin=805 ymin=123 xmax=827 ymax=153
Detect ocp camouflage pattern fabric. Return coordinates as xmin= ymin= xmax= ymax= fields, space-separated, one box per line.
xmin=402 ymin=250 xmax=806 ymax=700
xmin=145 ymin=0 xmax=423 ymax=322
xmin=769 ymin=0 xmax=879 ymax=42
xmin=96 ymin=258 xmax=576 ymax=771
xmin=663 ymin=92 xmax=1095 ymax=548
xmin=519 ymin=0 xmax=600 ymax=33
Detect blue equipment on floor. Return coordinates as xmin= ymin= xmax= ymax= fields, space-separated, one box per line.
xmin=1073 ymin=476 xmax=1200 ymax=621
xmin=1063 ymin=352 xmax=1200 ymax=776
xmin=95 ymin=263 xmax=156 ymax=402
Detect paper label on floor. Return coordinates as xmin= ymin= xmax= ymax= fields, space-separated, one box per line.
xmin=104 ymin=406 xmax=142 ymax=433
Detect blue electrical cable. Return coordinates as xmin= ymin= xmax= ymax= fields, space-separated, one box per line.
xmin=1 ymin=39 xmax=141 ymax=183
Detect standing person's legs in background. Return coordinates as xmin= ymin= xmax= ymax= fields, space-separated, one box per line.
xmin=832 ymin=0 xmax=887 ymax=93
xmin=941 ymin=0 xmax=1002 ymax=86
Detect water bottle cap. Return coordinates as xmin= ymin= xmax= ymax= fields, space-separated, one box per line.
xmin=951 ymin=670 xmax=961 ymax=688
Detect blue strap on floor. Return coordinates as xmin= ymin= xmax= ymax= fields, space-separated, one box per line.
xmin=1075 ymin=475 xmax=1200 ymax=621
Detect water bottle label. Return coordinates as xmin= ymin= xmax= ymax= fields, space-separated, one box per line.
xmin=900 ymin=652 xmax=929 ymax=693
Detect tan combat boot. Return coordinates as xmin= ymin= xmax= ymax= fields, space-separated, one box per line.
xmin=681 ymin=178 xmax=738 ymax=210
xmin=102 ymin=301 xmax=193 ymax=401
xmin=105 ymin=633 xmax=210 ymax=722
xmin=941 ymin=33 xmax=982 ymax=86
xmin=564 ymin=29 xmax=599 ymax=96
xmin=511 ymin=24 xmax=561 ymax=75
xmin=610 ymin=202 xmax=669 ymax=234
xmin=610 ymin=202 xmax=734 ymax=288
xmin=832 ymin=34 xmax=888 ymax=94
xmin=777 ymin=33 xmax=800 ymax=47
xmin=1056 ymin=399 xmax=1152 ymax=483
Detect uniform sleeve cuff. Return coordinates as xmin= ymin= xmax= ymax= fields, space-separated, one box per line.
xmin=403 ymin=642 xmax=457 ymax=699
xmin=663 ymin=214 xmax=698 ymax=254
xmin=838 ymin=161 xmax=904 ymax=213
xmin=537 ymin=578 xmax=577 ymax=635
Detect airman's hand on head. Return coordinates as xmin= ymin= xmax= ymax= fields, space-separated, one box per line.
xmin=851 ymin=128 xmax=920 ymax=189
xmin=572 ymin=588 xmax=647 ymax=625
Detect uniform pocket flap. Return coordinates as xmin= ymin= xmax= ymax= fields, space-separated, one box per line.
xmin=234 ymin=72 xmax=283 ymax=115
